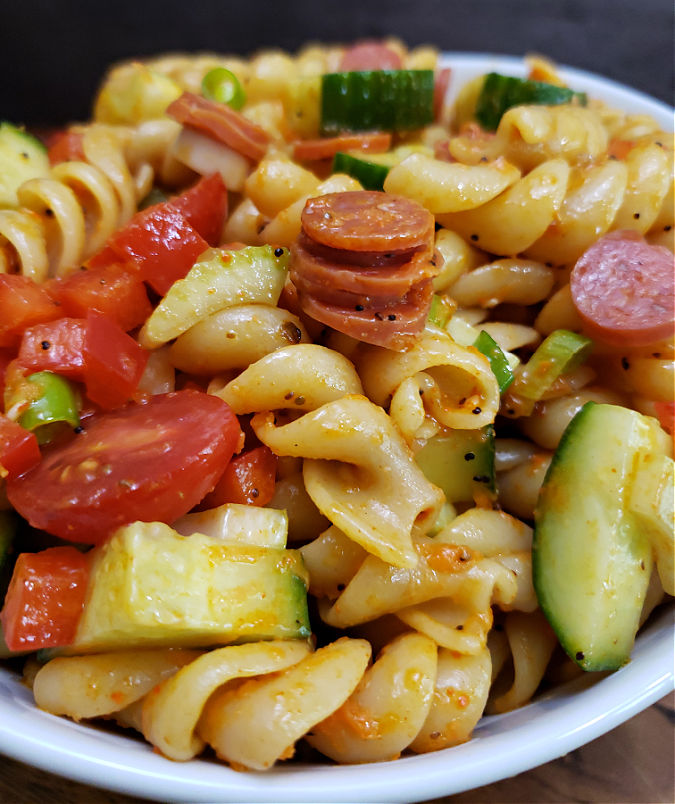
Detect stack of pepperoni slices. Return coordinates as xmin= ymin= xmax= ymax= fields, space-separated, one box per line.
xmin=291 ymin=191 xmax=439 ymax=350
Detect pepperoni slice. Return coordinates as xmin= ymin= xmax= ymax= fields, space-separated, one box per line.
xmin=167 ymin=92 xmax=270 ymax=162
xmin=293 ymin=132 xmax=391 ymax=162
xmin=570 ymin=230 xmax=675 ymax=347
xmin=338 ymin=41 xmax=403 ymax=72
xmin=298 ymin=279 xmax=433 ymax=350
xmin=301 ymin=191 xmax=434 ymax=253
xmin=291 ymin=233 xmax=436 ymax=300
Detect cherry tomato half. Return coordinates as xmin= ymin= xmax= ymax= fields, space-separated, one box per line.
xmin=6 ymin=390 xmax=242 ymax=543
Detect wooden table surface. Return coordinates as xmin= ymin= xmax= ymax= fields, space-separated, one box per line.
xmin=0 ymin=692 xmax=672 ymax=804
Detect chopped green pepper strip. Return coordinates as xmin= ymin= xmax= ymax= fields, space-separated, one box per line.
xmin=17 ymin=371 xmax=81 ymax=445
xmin=474 ymin=330 xmax=515 ymax=393
xmin=475 ymin=72 xmax=588 ymax=131
xmin=510 ymin=329 xmax=593 ymax=414
xmin=201 ymin=67 xmax=246 ymax=110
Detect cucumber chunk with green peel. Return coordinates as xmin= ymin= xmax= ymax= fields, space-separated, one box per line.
xmin=321 ymin=70 xmax=434 ymax=134
xmin=416 ymin=425 xmax=495 ymax=504
xmin=533 ymin=402 xmax=669 ymax=672
xmin=0 ymin=122 xmax=50 ymax=208
xmin=331 ymin=152 xmax=391 ymax=191
xmin=475 ymin=73 xmax=587 ymax=131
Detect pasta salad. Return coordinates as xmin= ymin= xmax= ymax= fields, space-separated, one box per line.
xmin=0 ymin=40 xmax=673 ymax=772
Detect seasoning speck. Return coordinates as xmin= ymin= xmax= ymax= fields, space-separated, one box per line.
xmin=40 ymin=340 xmax=50 ymax=350
xmin=274 ymin=247 xmax=284 ymax=257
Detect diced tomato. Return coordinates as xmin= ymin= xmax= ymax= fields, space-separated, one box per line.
xmin=47 ymin=131 xmax=85 ymax=165
xmin=654 ymin=401 xmax=674 ymax=436
xmin=17 ymin=318 xmax=86 ymax=380
xmin=48 ymin=264 xmax=152 ymax=332
xmin=168 ymin=174 xmax=228 ymax=246
xmin=89 ymin=204 xmax=209 ymax=296
xmin=0 ymin=275 xmax=61 ymax=349
xmin=0 ymin=546 xmax=89 ymax=651
xmin=16 ymin=313 xmax=149 ymax=409
xmin=83 ymin=310 xmax=149 ymax=410
xmin=7 ymin=390 xmax=242 ymax=543
xmin=201 ymin=445 xmax=277 ymax=508
xmin=0 ymin=415 xmax=41 ymax=480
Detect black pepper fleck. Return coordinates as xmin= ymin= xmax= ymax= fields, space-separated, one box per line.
xmin=41 ymin=340 xmax=51 ymax=350
xmin=374 ymin=312 xmax=384 ymax=320
xmin=470 ymin=234 xmax=479 ymax=242
xmin=73 ymin=425 xmax=84 ymax=434
xmin=355 ymin=304 xmax=364 ymax=311
xmin=464 ymin=452 xmax=475 ymax=461
xmin=387 ymin=314 xmax=396 ymax=321
xmin=575 ymin=651 xmax=585 ymax=661
xmin=274 ymin=247 xmax=284 ymax=257
xmin=621 ymin=357 xmax=630 ymax=370
xmin=472 ymin=406 xmax=482 ymax=415
xmin=250 ymin=488 xmax=259 ymax=498
xmin=294 ymin=396 xmax=306 ymax=406
xmin=633 ymin=212 xmax=641 ymax=219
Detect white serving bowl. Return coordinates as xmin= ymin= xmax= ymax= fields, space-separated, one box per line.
xmin=0 ymin=53 xmax=672 ymax=803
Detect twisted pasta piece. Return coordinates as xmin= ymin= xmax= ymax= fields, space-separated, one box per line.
xmin=198 ymin=638 xmax=371 ymax=770
xmin=141 ymin=640 xmax=311 ymax=761
xmin=409 ymin=645 xmax=492 ymax=752
xmin=0 ymin=124 xmax=149 ymax=280
xmin=253 ymin=395 xmax=444 ymax=567
xmin=357 ymin=329 xmax=500 ymax=431
xmin=306 ymin=632 xmax=438 ymax=763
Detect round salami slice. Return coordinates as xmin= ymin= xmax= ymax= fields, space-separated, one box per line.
xmin=167 ymin=92 xmax=270 ymax=162
xmin=291 ymin=233 xmax=436 ymax=300
xmin=298 ymin=280 xmax=434 ymax=350
xmin=301 ymin=191 xmax=435 ymax=253
xmin=570 ymin=230 xmax=675 ymax=347
xmin=338 ymin=41 xmax=403 ymax=72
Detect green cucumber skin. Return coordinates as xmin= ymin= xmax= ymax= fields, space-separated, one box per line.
xmin=332 ymin=152 xmax=390 ymax=191
xmin=533 ymin=402 xmax=655 ymax=672
xmin=321 ymin=70 xmax=434 ymax=134
xmin=475 ymin=73 xmax=588 ymax=131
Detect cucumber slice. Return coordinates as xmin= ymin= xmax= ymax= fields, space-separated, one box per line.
xmin=475 ymin=72 xmax=587 ymax=131
xmin=332 ymin=151 xmax=391 ymax=190
xmin=416 ymin=425 xmax=495 ymax=504
xmin=0 ymin=122 xmax=50 ymax=208
xmin=533 ymin=402 xmax=666 ymax=671
xmin=321 ymin=70 xmax=434 ymax=134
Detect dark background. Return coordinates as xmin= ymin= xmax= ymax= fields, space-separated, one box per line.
xmin=1 ymin=0 xmax=673 ymax=126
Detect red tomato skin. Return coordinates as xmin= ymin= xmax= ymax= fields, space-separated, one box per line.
xmin=47 ymin=131 xmax=85 ymax=165
xmin=103 ymin=204 xmax=209 ymax=296
xmin=49 ymin=264 xmax=152 ymax=332
xmin=83 ymin=311 xmax=149 ymax=410
xmin=0 ymin=415 xmax=41 ymax=479
xmin=17 ymin=318 xmax=86 ymax=380
xmin=169 ymin=174 xmax=228 ymax=247
xmin=0 ymin=275 xmax=61 ymax=349
xmin=201 ymin=445 xmax=277 ymax=508
xmin=0 ymin=546 xmax=89 ymax=651
xmin=6 ymin=390 xmax=243 ymax=544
